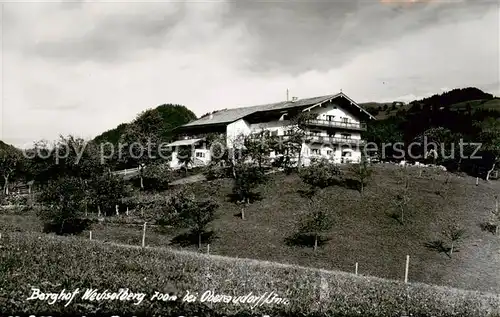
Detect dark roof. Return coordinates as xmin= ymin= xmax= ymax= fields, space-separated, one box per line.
xmin=180 ymin=92 xmax=375 ymax=128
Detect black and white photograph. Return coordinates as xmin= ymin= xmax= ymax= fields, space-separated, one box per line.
xmin=0 ymin=0 xmax=499 ymax=316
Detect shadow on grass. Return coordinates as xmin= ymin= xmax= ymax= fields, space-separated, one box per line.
xmin=424 ymin=240 xmax=451 ymax=258
xmin=284 ymin=232 xmax=329 ymax=248
xmin=297 ymin=188 xmax=316 ymax=200
xmin=42 ymin=218 xmax=95 ymax=235
xmin=342 ymin=178 xmax=362 ymax=192
xmin=170 ymin=230 xmax=218 ymax=247
xmin=226 ymin=192 xmax=263 ymax=204
xmin=479 ymin=222 xmax=497 ymax=235
xmin=386 ymin=211 xmax=403 ymax=225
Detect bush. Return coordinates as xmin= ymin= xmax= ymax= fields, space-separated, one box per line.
xmin=204 ymin=164 xmax=231 ymax=180
xmin=140 ymin=163 xmax=172 ymax=191
xmin=0 ymin=193 xmax=28 ymax=206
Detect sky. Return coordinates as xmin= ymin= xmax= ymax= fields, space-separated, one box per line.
xmin=0 ymin=0 xmax=498 ymax=148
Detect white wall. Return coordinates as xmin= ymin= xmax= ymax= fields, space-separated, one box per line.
xmin=249 ymin=120 xmax=291 ymax=136
xmin=309 ymin=101 xmax=361 ymax=124
xmin=226 ymin=119 xmax=252 ymax=149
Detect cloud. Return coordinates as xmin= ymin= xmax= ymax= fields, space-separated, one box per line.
xmin=0 ymin=1 xmax=498 ymax=148
xmin=221 ymin=0 xmax=496 ymax=75
xmin=4 ymin=2 xmax=186 ymax=63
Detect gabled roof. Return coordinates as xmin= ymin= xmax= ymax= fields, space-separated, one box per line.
xmin=179 ymin=92 xmax=375 ymax=129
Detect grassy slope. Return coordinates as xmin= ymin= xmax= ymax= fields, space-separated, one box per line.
xmin=1 ymin=232 xmax=499 ymax=316
xmin=2 ymin=166 xmax=500 ymax=294
xmin=182 ymin=166 xmax=500 ymax=293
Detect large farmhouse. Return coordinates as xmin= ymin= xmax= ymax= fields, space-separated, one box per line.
xmin=167 ymin=92 xmax=376 ymax=168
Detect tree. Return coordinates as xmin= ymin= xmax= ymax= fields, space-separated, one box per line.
xmin=244 ymin=130 xmax=274 ymax=170
xmin=232 ymin=163 xmax=267 ymax=219
xmin=138 ymin=162 xmax=172 ymax=191
xmin=298 ymin=195 xmax=334 ymax=251
xmin=475 ymin=118 xmax=500 ymax=181
xmin=24 ymin=136 xmax=106 ymax=184
xmin=441 ymin=222 xmax=466 ymax=256
xmin=90 ymin=173 xmax=131 ymax=216
xmin=118 ymin=109 xmax=165 ymax=188
xmin=37 ymin=177 xmax=91 ymax=234
xmin=363 ymin=119 xmax=403 ymax=161
xmin=0 ymin=145 xmax=22 ymax=195
xmin=393 ymin=176 xmax=411 ymax=224
xmin=298 ymin=158 xmax=343 ymax=192
xmin=295 ymin=159 xmax=341 ymax=250
xmin=414 ymin=127 xmax=462 ymax=165
xmin=162 ymin=190 xmax=218 ymax=249
xmin=273 ymin=112 xmax=317 ymax=170
xmin=349 ymin=157 xmax=373 ymax=196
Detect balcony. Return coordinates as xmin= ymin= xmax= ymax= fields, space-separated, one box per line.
xmin=304 ymin=119 xmax=367 ymax=131
xmin=305 ymin=135 xmax=365 ymax=146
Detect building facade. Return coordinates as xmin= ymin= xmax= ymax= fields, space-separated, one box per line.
xmin=167 ymin=92 xmax=375 ymax=168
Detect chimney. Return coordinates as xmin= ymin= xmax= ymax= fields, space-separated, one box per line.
xmin=209 ymin=114 xmax=213 ymax=120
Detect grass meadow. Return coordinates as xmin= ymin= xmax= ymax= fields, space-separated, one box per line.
xmin=1 ymin=165 xmax=500 ymax=315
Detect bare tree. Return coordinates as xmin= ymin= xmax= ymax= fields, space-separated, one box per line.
xmin=393 ymin=176 xmax=411 ymax=224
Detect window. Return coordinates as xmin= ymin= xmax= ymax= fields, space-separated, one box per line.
xmin=310 ymin=130 xmax=321 ymax=136
xmin=311 ymin=149 xmax=320 ymax=155
xmin=327 ymin=150 xmax=333 ymax=156
xmin=196 ymin=152 xmax=205 ymax=158
xmin=271 ymin=130 xmax=278 ymax=137
xmin=342 ymin=117 xmax=349 ymax=124
xmin=341 ymin=133 xmax=352 ymax=139
xmin=328 ymin=132 xmax=336 ymax=138
xmin=326 ymin=115 xmax=335 ymax=122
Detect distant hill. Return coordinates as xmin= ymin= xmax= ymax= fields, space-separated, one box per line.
xmin=94 ymin=104 xmax=197 ymax=145
xmin=0 ymin=140 xmax=16 ymax=151
xmin=361 ymin=87 xmax=498 ymax=119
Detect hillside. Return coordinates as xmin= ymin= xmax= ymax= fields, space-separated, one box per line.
xmin=361 ymin=87 xmax=498 ymax=120
xmin=0 ymin=140 xmax=14 ymax=151
xmin=3 ymin=165 xmax=499 ymax=294
xmin=93 ymin=104 xmax=197 ymax=144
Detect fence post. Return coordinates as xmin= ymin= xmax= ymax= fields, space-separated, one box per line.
xmin=404 ymin=255 xmax=410 ymax=283
xmin=89 ymin=231 xmax=92 ymax=240
xmin=126 ymin=206 xmax=129 ymax=216
xmin=142 ymin=222 xmax=147 ymax=248
xmin=115 ymin=205 xmax=119 ymax=216
xmin=476 ymin=177 xmax=479 ymax=186
xmin=207 ymin=244 xmax=210 ymax=255
xmin=355 ymin=262 xmax=358 ymax=275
